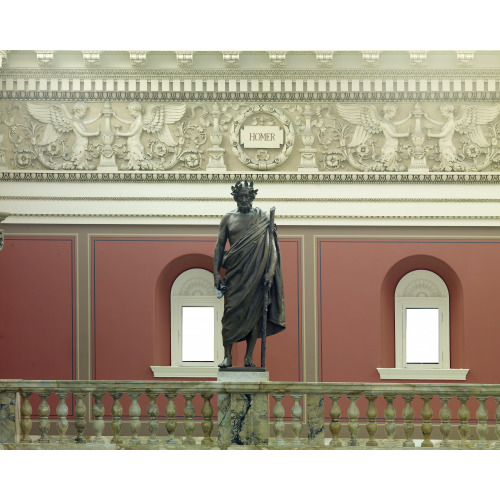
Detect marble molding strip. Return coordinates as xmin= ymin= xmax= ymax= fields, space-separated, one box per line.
xmin=7 ymin=213 xmax=500 ymax=221
xmin=2 ymin=171 xmax=500 ymax=184
xmin=3 ymin=379 xmax=500 ymax=395
xmin=4 ymin=196 xmax=500 ymax=203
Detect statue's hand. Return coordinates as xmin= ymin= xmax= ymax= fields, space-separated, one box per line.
xmin=214 ymin=274 xmax=222 ymax=288
xmin=263 ymin=272 xmax=274 ymax=288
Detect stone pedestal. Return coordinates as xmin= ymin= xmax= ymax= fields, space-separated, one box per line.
xmin=217 ymin=368 xmax=269 ymax=447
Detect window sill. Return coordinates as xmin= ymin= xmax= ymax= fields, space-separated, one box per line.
xmin=151 ymin=366 xmax=219 ymax=378
xmin=377 ymin=368 xmax=469 ymax=381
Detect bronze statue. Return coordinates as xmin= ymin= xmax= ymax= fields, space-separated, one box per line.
xmin=213 ymin=181 xmax=286 ymax=368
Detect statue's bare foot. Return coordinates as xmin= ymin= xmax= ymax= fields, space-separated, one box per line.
xmin=244 ymin=356 xmax=256 ymax=367
xmin=218 ymin=357 xmax=232 ymax=368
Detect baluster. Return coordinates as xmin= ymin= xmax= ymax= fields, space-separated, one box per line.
xmin=182 ymin=393 xmax=196 ymax=445
xmin=20 ymin=391 xmax=32 ymax=443
xmin=384 ymin=396 xmax=397 ymax=447
xmin=495 ymin=397 xmax=500 ymax=449
xmin=92 ymin=392 xmax=105 ymax=444
xmin=476 ymin=396 xmax=489 ymax=449
xmin=129 ymin=392 xmax=141 ymax=445
xmin=74 ymin=392 xmax=87 ymax=443
xmin=402 ymin=395 xmax=415 ymax=447
xmin=146 ymin=392 xmax=160 ymax=445
xmin=165 ymin=392 xmax=178 ymax=445
xmin=38 ymin=392 xmax=51 ymax=443
xmin=272 ymin=393 xmax=286 ymax=446
xmin=200 ymin=393 xmax=214 ymax=446
xmin=365 ymin=396 xmax=378 ymax=447
xmin=458 ymin=396 xmax=470 ymax=448
xmin=306 ymin=394 xmax=324 ymax=446
xmin=438 ymin=396 xmax=452 ymax=448
xmin=347 ymin=395 xmax=359 ymax=447
xmin=110 ymin=392 xmax=123 ymax=444
xmin=329 ymin=395 xmax=342 ymax=448
xmin=56 ymin=392 xmax=69 ymax=443
xmin=290 ymin=394 xmax=303 ymax=447
xmin=421 ymin=396 xmax=434 ymax=447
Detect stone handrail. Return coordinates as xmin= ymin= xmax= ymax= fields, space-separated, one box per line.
xmin=1 ymin=380 xmax=499 ymax=449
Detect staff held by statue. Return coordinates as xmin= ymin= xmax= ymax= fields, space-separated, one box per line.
xmin=261 ymin=206 xmax=275 ymax=368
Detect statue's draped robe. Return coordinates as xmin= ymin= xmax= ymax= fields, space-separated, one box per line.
xmin=221 ymin=208 xmax=286 ymax=346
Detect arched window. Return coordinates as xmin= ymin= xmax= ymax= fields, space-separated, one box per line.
xmin=378 ymin=270 xmax=468 ymax=380
xmin=151 ymin=268 xmax=223 ymax=377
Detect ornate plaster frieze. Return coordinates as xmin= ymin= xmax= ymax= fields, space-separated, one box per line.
xmin=2 ymin=99 xmax=499 ymax=177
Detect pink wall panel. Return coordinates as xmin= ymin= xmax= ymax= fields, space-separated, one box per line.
xmin=92 ymin=237 xmax=302 ymax=382
xmin=0 ymin=237 xmax=75 ymax=380
xmin=318 ymin=238 xmax=500 ymax=384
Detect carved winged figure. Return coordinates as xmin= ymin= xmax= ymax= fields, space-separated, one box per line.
xmin=425 ymin=103 xmax=500 ymax=171
xmin=336 ymin=102 xmax=411 ymax=171
xmin=26 ymin=102 xmax=101 ymax=169
xmin=113 ymin=102 xmax=186 ymax=170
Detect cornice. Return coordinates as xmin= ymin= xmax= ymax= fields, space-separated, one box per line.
xmin=7 ymin=212 xmax=500 ymax=221
xmin=2 ymin=68 xmax=500 ymax=79
xmin=2 ymin=171 xmax=500 ymax=184
xmin=4 ymin=196 xmax=500 ymax=204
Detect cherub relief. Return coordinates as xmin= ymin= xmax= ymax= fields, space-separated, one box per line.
xmin=336 ymin=102 xmax=412 ymax=171
xmin=425 ymin=103 xmax=500 ymax=171
xmin=26 ymin=102 xmax=101 ymax=170
xmin=113 ymin=101 xmax=186 ymax=170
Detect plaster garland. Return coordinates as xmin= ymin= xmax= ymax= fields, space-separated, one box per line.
xmin=2 ymin=99 xmax=500 ymax=177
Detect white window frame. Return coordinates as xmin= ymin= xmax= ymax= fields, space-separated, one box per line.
xmin=377 ymin=270 xmax=468 ymax=381
xmin=151 ymin=268 xmax=223 ymax=378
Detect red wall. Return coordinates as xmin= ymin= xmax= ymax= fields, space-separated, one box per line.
xmin=318 ymin=238 xmax=500 ymax=383
xmin=0 ymin=237 xmax=76 ymax=380
xmin=92 ymin=236 xmax=302 ymax=382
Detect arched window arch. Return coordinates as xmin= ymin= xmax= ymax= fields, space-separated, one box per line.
xmin=378 ymin=269 xmax=468 ymax=380
xmin=151 ymin=268 xmax=223 ymax=377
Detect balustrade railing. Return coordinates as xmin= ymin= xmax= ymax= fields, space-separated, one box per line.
xmin=1 ymin=380 xmax=500 ymax=449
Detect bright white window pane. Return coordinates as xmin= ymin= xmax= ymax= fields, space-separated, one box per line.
xmin=406 ymin=308 xmax=439 ymax=364
xmin=182 ymin=307 xmax=215 ymax=362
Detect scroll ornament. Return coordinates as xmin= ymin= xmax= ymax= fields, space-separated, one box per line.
xmin=316 ymin=102 xmax=500 ymax=172
xmin=6 ymin=101 xmax=206 ymax=171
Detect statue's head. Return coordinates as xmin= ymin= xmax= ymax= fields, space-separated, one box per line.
xmin=128 ymin=102 xmax=143 ymax=117
xmin=439 ymin=103 xmax=455 ymax=117
xmin=231 ymin=181 xmax=258 ymax=214
xmin=73 ymin=102 xmax=88 ymax=117
xmin=383 ymin=102 xmax=398 ymax=118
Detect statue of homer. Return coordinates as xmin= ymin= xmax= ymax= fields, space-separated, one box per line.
xmin=213 ymin=181 xmax=286 ymax=368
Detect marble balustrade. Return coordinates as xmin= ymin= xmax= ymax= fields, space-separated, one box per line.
xmin=1 ymin=380 xmax=500 ymax=449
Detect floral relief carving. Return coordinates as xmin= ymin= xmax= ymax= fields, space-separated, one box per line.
xmin=2 ymin=99 xmax=500 ymax=176
xmin=3 ymin=101 xmax=207 ymax=172
xmin=299 ymin=101 xmax=500 ymax=173
xmin=230 ymin=104 xmax=294 ymax=171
